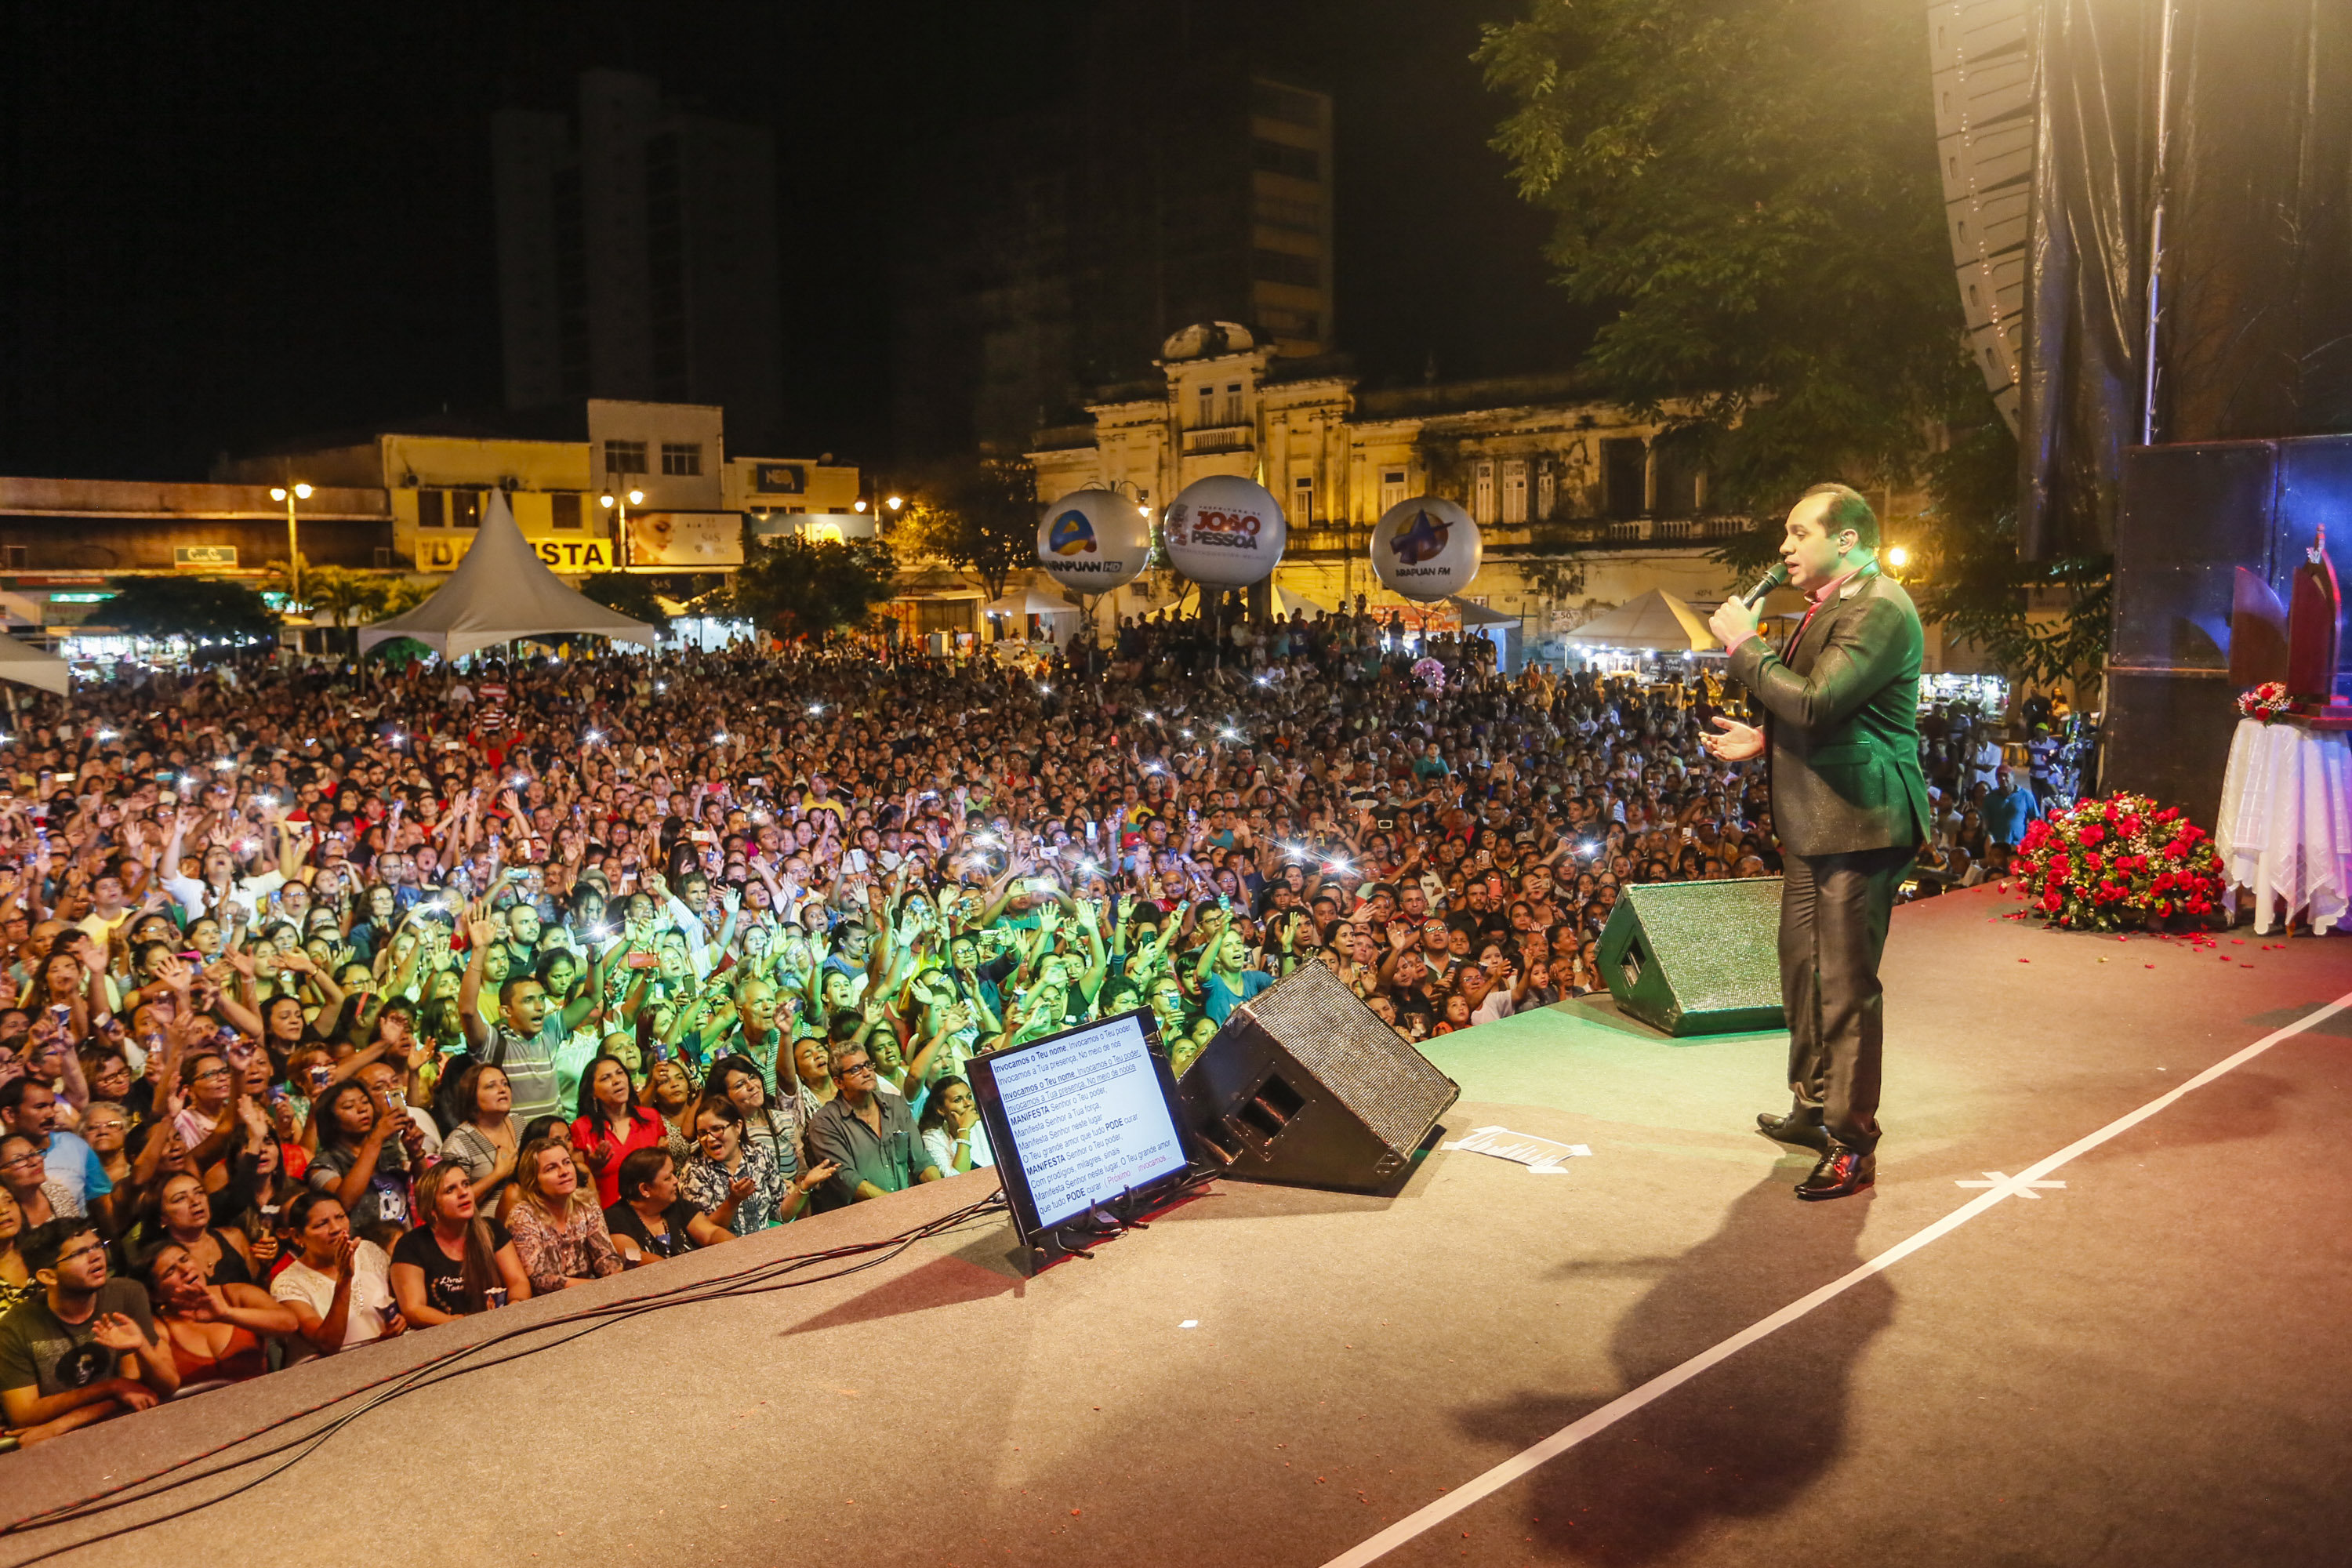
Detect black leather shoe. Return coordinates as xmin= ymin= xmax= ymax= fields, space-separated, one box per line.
xmin=1757 ymin=1112 xmax=1829 ymax=1152
xmin=1795 ymin=1140 xmax=1875 ymax=1200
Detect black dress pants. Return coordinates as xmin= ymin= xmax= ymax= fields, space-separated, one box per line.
xmin=1777 ymin=844 xmax=1915 ymax=1152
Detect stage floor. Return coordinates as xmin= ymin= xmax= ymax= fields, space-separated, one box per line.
xmin=6 ymin=884 xmax=2351 ymax=1568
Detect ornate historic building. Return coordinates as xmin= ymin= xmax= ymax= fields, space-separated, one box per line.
xmin=1026 ymin=321 xmax=1784 ymax=641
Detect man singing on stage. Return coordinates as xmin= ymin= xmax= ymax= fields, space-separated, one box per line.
xmin=1704 ymin=484 xmax=1930 ymax=1201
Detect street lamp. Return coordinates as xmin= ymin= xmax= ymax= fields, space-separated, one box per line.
xmin=1885 ymin=546 xmax=1910 ymax=572
xmin=269 ymin=483 xmax=313 ymax=601
xmin=600 ymin=487 xmax=646 ymax=568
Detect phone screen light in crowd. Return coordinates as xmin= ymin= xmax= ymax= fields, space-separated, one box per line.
xmin=585 ymin=731 xmax=604 ymax=743
xmin=1580 ymin=841 xmax=1601 ymax=857
xmin=1036 ymin=683 xmax=1051 ymax=695
xmin=1142 ymin=711 xmax=1159 ymax=721
xmin=179 ymin=775 xmax=198 ymax=789
xmin=1219 ymin=727 xmax=1241 ymax=741
xmin=1078 ymin=858 xmax=1099 ymax=873
xmin=713 ymin=732 xmax=728 ymax=743
xmin=808 ymin=702 xmax=824 ymax=715
xmin=655 ymin=681 xmax=668 ymax=693
xmin=1254 ymin=675 xmax=1270 ymax=687
xmin=1325 ymin=858 xmax=1353 ymax=873
xmin=95 ymin=729 xmax=116 ymax=741
xmin=237 ymin=839 xmax=257 ymax=854
xmin=1180 ymin=728 xmax=1193 ymax=739
xmin=510 ymin=777 xmax=528 ymax=789
xmin=212 ymin=760 xmax=237 ymax=771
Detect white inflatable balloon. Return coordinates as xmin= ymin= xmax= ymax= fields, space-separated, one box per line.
xmin=1161 ymin=475 xmax=1286 ymax=586
xmin=1036 ymin=489 xmax=1152 ymax=592
xmin=1370 ymin=495 xmax=1482 ymax=601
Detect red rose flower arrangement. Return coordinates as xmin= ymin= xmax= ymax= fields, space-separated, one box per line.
xmin=2236 ymin=681 xmax=2292 ymax=724
xmin=2008 ymin=791 xmax=2227 ymax=932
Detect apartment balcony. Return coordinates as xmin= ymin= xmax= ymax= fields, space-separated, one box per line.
xmin=1181 ymin=424 xmax=1256 ymax=456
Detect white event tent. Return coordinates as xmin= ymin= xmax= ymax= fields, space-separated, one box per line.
xmin=0 ymin=633 xmax=71 ymax=696
xmin=1567 ymin=588 xmax=1722 ymax=652
xmin=357 ymin=492 xmax=657 ymax=661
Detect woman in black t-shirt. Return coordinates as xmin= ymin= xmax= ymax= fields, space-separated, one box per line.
xmin=602 ymin=1149 xmax=731 ymax=1265
xmin=388 ymin=1163 xmax=532 ymax=1326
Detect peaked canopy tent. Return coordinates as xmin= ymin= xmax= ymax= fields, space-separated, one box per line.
xmin=357 ymin=492 xmax=657 ymax=661
xmin=0 ymin=633 xmax=71 ymax=696
xmin=1566 ymin=588 xmax=1722 ymax=652
xmin=982 ymin=588 xmax=1081 ymax=618
xmin=1444 ymin=595 xmax=1525 ymax=673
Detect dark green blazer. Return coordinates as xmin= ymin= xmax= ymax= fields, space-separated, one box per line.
xmin=1725 ymin=563 xmax=1933 ymax=858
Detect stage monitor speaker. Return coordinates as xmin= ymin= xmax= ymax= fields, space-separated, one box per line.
xmin=1178 ymin=962 xmax=1459 ymax=1196
xmin=1599 ymin=877 xmax=1785 ymax=1036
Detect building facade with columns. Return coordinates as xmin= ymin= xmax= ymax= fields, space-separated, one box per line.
xmin=1025 ymin=321 xmax=1814 ymax=646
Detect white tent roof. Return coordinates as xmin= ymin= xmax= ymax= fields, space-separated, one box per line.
xmin=357 ymin=492 xmax=657 ymax=660
xmin=0 ymin=633 xmax=70 ymax=696
xmin=1272 ymin=583 xmax=1331 ymax=619
xmin=1446 ymin=595 xmax=1518 ymax=627
xmin=1568 ymin=588 xmax=1719 ymax=650
xmin=983 ymin=589 xmax=1080 ymax=616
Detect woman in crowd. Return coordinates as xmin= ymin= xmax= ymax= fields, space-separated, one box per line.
xmin=0 ymin=1188 xmax=34 ymax=1317
xmin=678 ymin=1100 xmax=827 ymax=1236
xmin=388 ymin=1162 xmax=531 ymax=1325
xmin=0 ymin=1135 xmax=72 ymax=1233
xmin=702 ymin=1054 xmax=800 ymax=1186
xmin=917 ymin=1076 xmax=991 ymax=1174
xmin=143 ymin=1242 xmax=301 ymax=1391
xmin=642 ymin=1058 xmax=700 ymax=1166
xmin=305 ymin=1080 xmax=418 ymax=1236
xmin=506 ymin=1138 xmax=625 ymax=1294
xmin=270 ymin=1190 xmax=405 ymax=1359
xmin=137 ymin=1170 xmax=257 ymax=1287
xmin=437 ymin=1062 xmax=521 ymax=1205
xmin=571 ymin=1054 xmax=666 ymax=1210
xmin=603 ymin=1147 xmax=734 ymax=1265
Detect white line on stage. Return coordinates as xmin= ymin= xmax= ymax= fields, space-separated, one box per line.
xmin=1317 ymin=987 xmax=2352 ymax=1568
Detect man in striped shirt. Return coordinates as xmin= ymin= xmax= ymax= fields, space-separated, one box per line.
xmin=458 ymin=915 xmax=596 ymax=1124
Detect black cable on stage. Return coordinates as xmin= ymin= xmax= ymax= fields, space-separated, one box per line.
xmin=1 ymin=1197 xmax=1005 ymax=1556
xmin=0 ymin=1194 xmax=1007 ymax=1564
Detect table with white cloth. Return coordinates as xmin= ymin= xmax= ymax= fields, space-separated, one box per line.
xmin=2216 ymin=717 xmax=2352 ymax=935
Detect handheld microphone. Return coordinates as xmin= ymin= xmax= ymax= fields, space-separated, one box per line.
xmin=1740 ymin=563 xmax=1789 ymax=609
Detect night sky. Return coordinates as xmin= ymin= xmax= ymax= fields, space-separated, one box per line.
xmin=0 ymin=0 xmax=1588 ymax=481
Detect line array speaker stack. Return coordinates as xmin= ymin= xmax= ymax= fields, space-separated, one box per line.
xmin=1178 ymin=962 xmax=1459 ymax=1196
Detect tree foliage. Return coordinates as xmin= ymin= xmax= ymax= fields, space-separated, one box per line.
xmin=1480 ymin=0 xmax=1974 ymax=514
xmin=100 ymin=576 xmax=278 ymax=643
xmin=581 ymin=572 xmax=675 ymax=630
xmin=1479 ymin=0 xmax=2105 ymax=683
xmin=729 ymin=534 xmax=898 ymax=641
xmin=899 ymin=457 xmax=1038 ymax=602
xmin=1910 ymin=416 xmax=2114 ymax=688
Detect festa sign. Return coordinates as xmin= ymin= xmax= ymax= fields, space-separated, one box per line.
xmin=1370 ymin=495 xmax=1482 ymax=601
xmin=1036 ymin=488 xmax=1152 ymax=592
xmin=1162 ymin=475 xmax=1286 ymax=587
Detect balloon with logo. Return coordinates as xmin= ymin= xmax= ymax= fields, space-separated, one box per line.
xmin=1036 ymin=489 xmax=1152 ymax=593
xmin=1369 ymin=495 xmax=1482 ymax=601
xmin=1161 ymin=475 xmax=1287 ymax=587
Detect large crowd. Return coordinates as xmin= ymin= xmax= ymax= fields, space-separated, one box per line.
xmin=0 ymin=602 xmax=2074 ymax=1447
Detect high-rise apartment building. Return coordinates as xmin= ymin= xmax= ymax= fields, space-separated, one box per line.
xmin=892 ymin=2 xmax=1333 ymax=460
xmin=493 ymin=70 xmax=784 ymax=451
